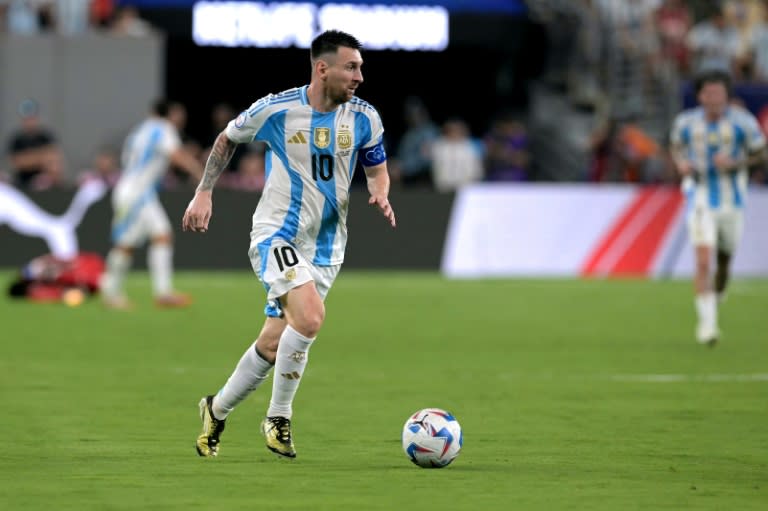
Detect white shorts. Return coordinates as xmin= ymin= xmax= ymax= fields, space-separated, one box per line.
xmin=686 ymin=205 xmax=743 ymax=254
xmin=111 ymin=196 xmax=171 ymax=247
xmin=248 ymin=237 xmax=340 ymax=317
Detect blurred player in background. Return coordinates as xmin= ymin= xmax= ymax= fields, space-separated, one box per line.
xmin=7 ymin=252 xmax=104 ymax=305
xmin=183 ymin=30 xmax=396 ymax=459
xmin=670 ymin=70 xmax=767 ymax=346
xmin=100 ymin=99 xmax=203 ymax=309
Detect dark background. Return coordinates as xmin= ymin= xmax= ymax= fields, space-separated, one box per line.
xmin=141 ymin=9 xmax=546 ymax=146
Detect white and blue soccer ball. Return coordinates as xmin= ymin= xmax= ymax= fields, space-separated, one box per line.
xmin=401 ymin=408 xmax=463 ymax=468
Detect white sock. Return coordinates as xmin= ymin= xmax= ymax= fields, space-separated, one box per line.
xmin=212 ymin=343 xmax=274 ymax=420
xmin=695 ymin=292 xmax=717 ymax=327
xmin=148 ymin=243 xmax=173 ymax=297
xmin=101 ymin=249 xmax=131 ymax=299
xmin=267 ymin=325 xmax=314 ymax=419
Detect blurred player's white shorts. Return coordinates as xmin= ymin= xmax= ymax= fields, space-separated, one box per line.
xmin=686 ymin=205 xmax=743 ymax=253
xmin=111 ymin=196 xmax=171 ymax=247
xmin=248 ymin=237 xmax=340 ymax=317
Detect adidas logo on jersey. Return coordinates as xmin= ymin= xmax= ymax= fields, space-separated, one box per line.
xmin=288 ymin=132 xmax=307 ymax=144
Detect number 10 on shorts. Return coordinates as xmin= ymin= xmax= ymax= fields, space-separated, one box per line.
xmin=273 ymin=246 xmax=299 ymax=272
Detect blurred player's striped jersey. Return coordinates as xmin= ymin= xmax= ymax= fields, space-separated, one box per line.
xmin=116 ymin=118 xmax=181 ymax=203
xmin=671 ymin=106 xmax=765 ymax=209
xmin=226 ymin=85 xmax=385 ymax=266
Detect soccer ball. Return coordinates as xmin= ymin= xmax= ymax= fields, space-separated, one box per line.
xmin=401 ymin=408 xmax=463 ymax=468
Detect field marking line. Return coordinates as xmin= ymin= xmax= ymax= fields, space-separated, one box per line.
xmin=609 ymin=373 xmax=768 ymax=383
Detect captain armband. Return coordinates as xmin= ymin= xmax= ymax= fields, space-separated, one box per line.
xmin=358 ymin=141 xmax=387 ymax=167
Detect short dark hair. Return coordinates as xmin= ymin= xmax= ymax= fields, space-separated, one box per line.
xmin=694 ymin=69 xmax=733 ymax=96
xmin=310 ymin=30 xmax=362 ymax=60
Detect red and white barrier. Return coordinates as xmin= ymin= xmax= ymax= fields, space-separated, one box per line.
xmin=441 ymin=183 xmax=768 ymax=278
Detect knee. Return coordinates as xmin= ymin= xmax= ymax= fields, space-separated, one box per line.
xmin=293 ymin=305 xmax=325 ymax=339
xmin=255 ymin=335 xmax=279 ymax=362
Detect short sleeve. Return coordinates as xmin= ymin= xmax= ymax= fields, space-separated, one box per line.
xmin=742 ymin=112 xmax=767 ymax=152
xmin=361 ymin=106 xmax=385 ymax=149
xmin=225 ymin=95 xmax=274 ymax=144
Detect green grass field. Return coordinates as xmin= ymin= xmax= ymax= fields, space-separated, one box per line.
xmin=1 ymin=272 xmax=766 ymax=510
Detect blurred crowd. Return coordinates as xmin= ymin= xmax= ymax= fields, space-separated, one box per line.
xmin=535 ymin=0 xmax=768 ymax=185
xmin=4 ymin=0 xmax=768 ymax=194
xmin=0 ymin=3 xmax=532 ymax=195
xmin=0 ymin=1 xmax=152 ymax=36
xmin=0 ymin=98 xmax=268 ymax=193
xmin=0 ymin=93 xmax=531 ymax=194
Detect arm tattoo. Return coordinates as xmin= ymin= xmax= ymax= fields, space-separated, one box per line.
xmin=197 ymin=132 xmax=237 ymax=192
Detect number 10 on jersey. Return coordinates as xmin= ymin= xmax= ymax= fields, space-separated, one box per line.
xmin=312 ymin=153 xmax=334 ymax=181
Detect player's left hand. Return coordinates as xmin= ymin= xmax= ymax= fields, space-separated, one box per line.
xmin=713 ymin=153 xmax=737 ymax=172
xmin=369 ymin=195 xmax=396 ymax=228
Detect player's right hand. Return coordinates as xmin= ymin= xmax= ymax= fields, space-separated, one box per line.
xmin=182 ymin=191 xmax=213 ymax=232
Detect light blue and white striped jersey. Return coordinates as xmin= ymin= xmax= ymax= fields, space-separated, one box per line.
xmin=671 ymin=106 xmax=765 ymax=209
xmin=116 ymin=118 xmax=181 ymax=203
xmin=226 ymin=85 xmax=385 ymax=266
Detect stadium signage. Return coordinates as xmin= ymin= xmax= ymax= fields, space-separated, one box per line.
xmin=192 ymin=2 xmax=449 ymax=50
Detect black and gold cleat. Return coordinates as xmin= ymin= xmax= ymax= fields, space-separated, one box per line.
xmin=196 ymin=395 xmax=226 ymax=457
xmin=261 ymin=416 xmax=296 ymax=458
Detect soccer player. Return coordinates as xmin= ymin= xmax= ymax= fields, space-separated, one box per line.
xmin=101 ymin=100 xmax=203 ymax=309
xmin=183 ymin=30 xmax=396 ymax=458
xmin=670 ymin=70 xmax=767 ymax=346
xmin=7 ymin=252 xmax=105 ymax=304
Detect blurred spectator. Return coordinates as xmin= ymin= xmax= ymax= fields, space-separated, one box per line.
xmin=392 ymin=96 xmax=438 ymax=188
xmin=5 ymin=99 xmax=65 ymax=190
xmin=89 ymin=0 xmax=114 ymax=28
xmin=746 ymin=2 xmax=768 ymax=81
xmin=588 ymin=117 xmax=620 ymax=182
xmin=223 ymin=143 xmax=266 ymax=191
xmin=687 ymin=6 xmax=741 ymax=77
xmin=164 ymin=101 xmax=201 ymax=187
xmin=654 ymin=0 xmax=693 ymax=75
xmin=2 ymin=0 xmax=45 ymax=34
xmin=483 ymin=113 xmax=530 ymax=182
xmin=110 ymin=5 xmax=152 ymax=37
xmin=724 ymin=0 xmax=766 ymax=76
xmin=77 ymin=146 xmax=121 ymax=189
xmin=568 ymin=0 xmax=603 ymax=110
xmin=614 ymin=117 xmax=668 ymax=182
xmin=430 ymin=118 xmax=484 ymax=192
xmin=590 ymin=113 xmax=670 ymax=183
xmin=55 ymin=0 xmax=89 ymax=35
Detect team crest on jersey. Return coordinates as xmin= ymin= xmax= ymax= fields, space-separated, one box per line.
xmin=285 ymin=268 xmax=296 ymax=281
xmin=337 ymin=129 xmax=352 ymax=149
xmin=235 ymin=111 xmax=247 ymax=129
xmin=314 ymin=128 xmax=331 ymax=148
